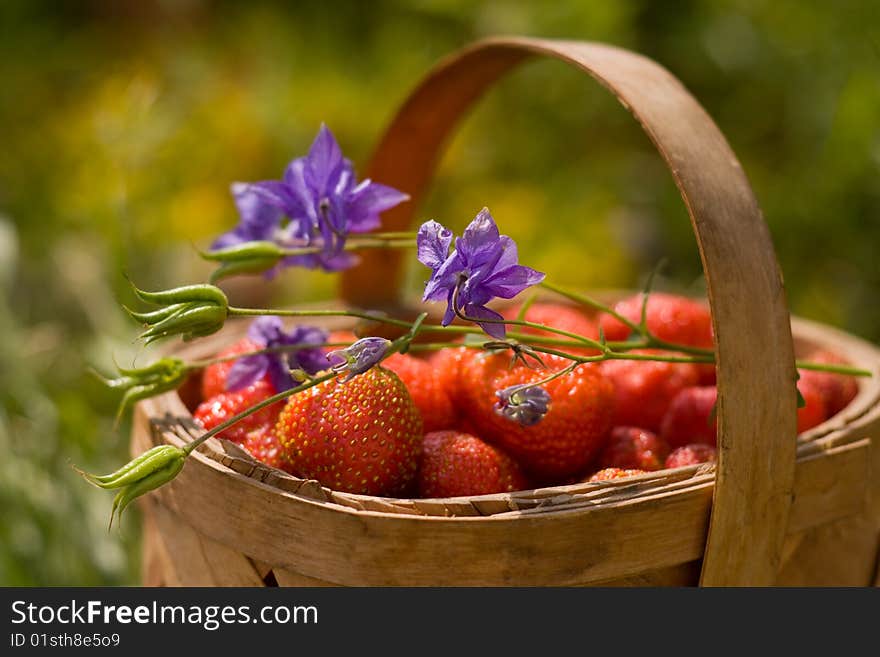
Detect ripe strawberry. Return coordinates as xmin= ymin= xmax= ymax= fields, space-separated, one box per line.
xmin=459 ymin=352 xmax=614 ymax=481
xmin=598 ymin=426 xmax=670 ymax=471
xmin=601 ymin=350 xmax=700 ymax=431
xmin=431 ymin=346 xmax=478 ymax=408
xmin=503 ymin=302 xmax=599 ymax=354
xmin=798 ymin=350 xmax=858 ymax=417
xmin=275 ymin=368 xmax=422 ymax=496
xmin=242 ymin=425 xmax=291 ymax=472
xmin=660 ymin=385 xmax=718 ymax=448
xmin=600 ymin=292 xmax=716 ymax=384
xmin=664 ymin=444 xmax=717 ymax=468
xmin=586 ymin=467 xmax=646 ymax=482
xmin=418 ymin=430 xmax=529 ymax=497
xmin=797 ymin=379 xmax=827 ymax=434
xmin=599 ymin=292 xmax=713 ymax=346
xmin=194 ymin=379 xmax=285 ymax=445
xmin=383 ymin=352 xmax=457 ymax=432
xmin=201 ymin=337 xmax=263 ymax=399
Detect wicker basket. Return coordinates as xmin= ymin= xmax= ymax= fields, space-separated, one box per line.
xmin=133 ymin=37 xmax=880 ymax=587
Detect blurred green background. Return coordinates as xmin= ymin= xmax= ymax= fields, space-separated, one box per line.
xmin=1 ymin=0 xmax=878 ymax=585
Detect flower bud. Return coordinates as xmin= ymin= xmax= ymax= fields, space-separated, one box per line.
xmin=200 ymin=241 xmax=285 ymax=282
xmin=126 ymin=282 xmax=229 ymax=344
xmin=95 ymin=358 xmax=189 ymax=421
xmin=76 ymin=444 xmax=187 ymax=528
xmin=494 ymin=384 xmax=551 ymax=426
xmin=327 ymin=337 xmax=391 ymax=381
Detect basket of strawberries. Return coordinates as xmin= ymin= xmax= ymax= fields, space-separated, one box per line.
xmin=86 ymin=37 xmax=880 ymax=586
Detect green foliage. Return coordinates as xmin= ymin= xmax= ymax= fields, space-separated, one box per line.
xmin=0 ymin=0 xmax=877 ymax=584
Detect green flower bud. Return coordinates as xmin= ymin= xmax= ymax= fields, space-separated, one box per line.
xmin=199 ymin=242 xmax=285 ymax=283
xmin=132 ymin=282 xmax=228 ymax=307
xmin=75 ymin=444 xmax=187 ymax=529
xmin=93 ymin=357 xmax=189 ymax=421
xmin=126 ymin=281 xmax=229 ymax=344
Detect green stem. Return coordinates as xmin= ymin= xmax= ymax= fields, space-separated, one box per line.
xmin=277 ymin=239 xmax=413 ymax=257
xmin=450 ymin=281 xmax=605 ymax=349
xmin=182 ymin=371 xmax=337 ymax=456
xmin=187 ymin=342 xmax=355 ymax=370
xmin=795 ymin=361 xmax=872 ymax=377
xmin=540 ymin=281 xmax=642 ymax=335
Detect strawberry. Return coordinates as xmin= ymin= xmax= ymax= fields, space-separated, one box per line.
xmin=242 ymin=425 xmax=291 ymax=472
xmin=598 ymin=426 xmax=670 ymax=471
xmin=275 ymin=367 xmax=422 ymax=496
xmin=193 ymin=379 xmax=285 ymax=445
xmin=383 ymin=352 xmax=457 ymax=432
xmin=502 ymin=302 xmax=599 ymax=354
xmin=431 ymin=346 xmax=478 ymax=408
xmin=201 ymin=337 xmax=263 ymax=399
xmin=601 ymin=350 xmax=700 ymax=431
xmin=600 ymin=292 xmax=716 ymax=384
xmin=660 ymin=385 xmax=718 ymax=448
xmin=798 ymin=350 xmax=858 ymax=417
xmin=797 ymin=379 xmax=827 ymax=434
xmin=586 ymin=467 xmax=646 ymax=482
xmin=664 ymin=444 xmax=717 ymax=468
xmin=662 ymin=380 xmax=825 ymax=446
xmin=418 ymin=430 xmax=529 ymax=497
xmin=459 ymin=352 xmax=614 ymax=481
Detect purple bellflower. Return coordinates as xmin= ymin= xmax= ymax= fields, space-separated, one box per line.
xmin=417 ymin=208 xmax=545 ymax=339
xmin=327 ymin=337 xmax=391 ymax=381
xmin=494 ymin=384 xmax=551 ymax=426
xmin=212 ymin=124 xmax=409 ymax=273
xmin=226 ymin=317 xmax=328 ymax=393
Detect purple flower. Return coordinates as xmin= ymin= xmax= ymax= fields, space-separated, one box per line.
xmin=226 ymin=317 xmax=328 ymax=393
xmin=494 ymin=384 xmax=551 ymax=426
xmin=213 ymin=124 xmax=408 ymax=273
xmin=327 ymin=337 xmax=390 ymax=381
xmin=417 ymin=208 xmax=545 ymax=339
xmin=211 ymin=183 xmax=283 ymax=251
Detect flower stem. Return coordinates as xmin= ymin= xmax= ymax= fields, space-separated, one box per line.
xmin=450 ymin=281 xmax=605 ymax=349
xmin=540 ymin=281 xmax=642 ymax=335
xmin=182 ymin=371 xmax=337 ymax=456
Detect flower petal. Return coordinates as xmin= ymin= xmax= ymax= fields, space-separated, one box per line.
xmin=422 ymin=251 xmax=464 ymax=302
xmin=456 ymin=207 xmax=500 ymax=264
xmin=348 ymin=180 xmax=410 ymax=226
xmin=247 ymin=316 xmax=283 ymax=346
xmin=417 ymin=220 xmax=454 ymax=270
xmin=482 ymin=264 xmax=546 ymax=299
xmin=226 ymin=355 xmax=269 ymax=392
xmin=304 ymin=124 xmax=345 ymax=195
xmin=266 ymin=357 xmax=294 ymax=393
xmin=463 ymin=303 xmax=507 ymax=339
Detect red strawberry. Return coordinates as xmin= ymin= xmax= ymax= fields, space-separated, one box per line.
xmin=275 ymin=368 xmax=422 ymax=496
xmin=460 ymin=353 xmax=614 ymax=481
xmin=503 ymin=302 xmax=599 ymax=354
xmin=798 ymin=350 xmax=858 ymax=417
xmin=600 ymin=293 xmax=716 ymax=384
xmin=660 ymin=385 xmax=718 ymax=448
xmin=586 ymin=467 xmax=646 ymax=482
xmin=797 ymin=379 xmax=827 ymax=434
xmin=201 ymin=337 xmax=263 ymax=399
xmin=242 ymin=425 xmax=291 ymax=472
xmin=383 ymin=352 xmax=457 ymax=432
xmin=418 ymin=430 xmax=529 ymax=497
xmin=665 ymin=444 xmax=717 ymax=468
xmin=194 ymin=379 xmax=284 ymax=445
xmin=431 ymin=346 xmax=478 ymax=408
xmin=601 ymin=350 xmax=700 ymax=431
xmin=598 ymin=426 xmax=670 ymax=471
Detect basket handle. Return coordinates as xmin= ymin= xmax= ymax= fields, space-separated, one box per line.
xmin=341 ymin=37 xmax=798 ymax=586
